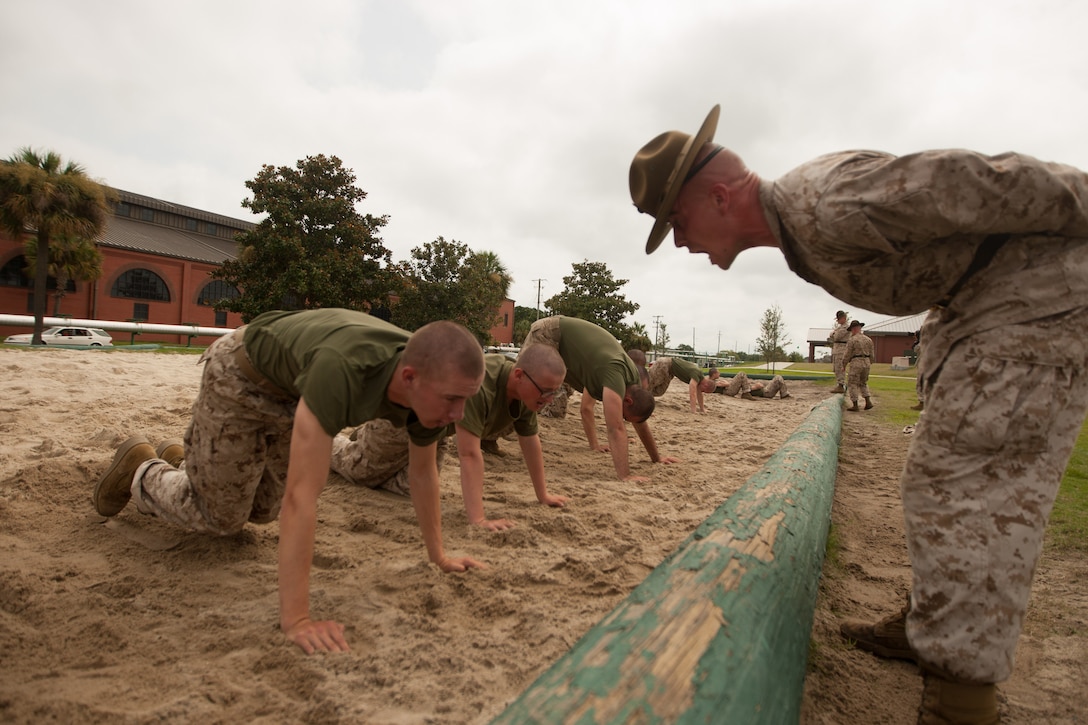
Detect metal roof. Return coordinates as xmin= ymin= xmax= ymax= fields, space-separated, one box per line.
xmin=98 ymin=214 xmax=240 ymax=264
xmin=863 ymin=311 xmax=928 ymax=335
xmin=93 ymin=187 xmax=254 ymax=264
xmin=113 ymin=188 xmax=253 ymax=230
xmin=807 ymin=311 xmax=928 ymax=344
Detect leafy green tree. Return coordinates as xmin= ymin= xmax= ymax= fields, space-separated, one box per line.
xmin=0 ymin=148 xmax=115 ymax=344
xmin=655 ymin=322 xmax=670 ymax=354
xmin=24 ymin=233 xmax=103 ymax=315
xmin=675 ymin=343 xmax=694 ymax=352
xmin=544 ymin=260 xmax=638 ymax=340
xmin=513 ymin=305 xmax=538 ymax=345
xmin=392 ymin=237 xmax=507 ymax=344
xmin=621 ymin=321 xmax=652 ymax=352
xmin=213 ymin=154 xmax=394 ymax=321
xmin=756 ymin=304 xmax=792 ymax=372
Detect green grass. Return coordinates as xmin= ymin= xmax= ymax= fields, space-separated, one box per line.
xmin=853 ymin=369 xmax=1088 ymax=555
xmin=1050 ymin=425 xmax=1088 ymax=553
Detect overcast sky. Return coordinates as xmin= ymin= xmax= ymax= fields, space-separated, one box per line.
xmin=3 ymin=0 xmax=1087 ymax=354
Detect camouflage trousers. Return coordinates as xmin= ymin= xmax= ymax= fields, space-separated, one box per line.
xmin=903 ymin=307 xmax=1088 ymax=683
xmin=832 ymin=346 xmax=847 ymax=385
xmin=712 ymin=372 xmax=751 ymax=396
xmin=646 ymin=358 xmax=674 ymax=397
xmin=846 ymin=359 xmax=871 ymax=402
xmin=520 ymin=316 xmax=572 ymax=418
xmin=330 ymin=419 xmax=447 ymax=497
xmin=757 ymin=374 xmax=789 ymax=398
xmin=132 ymin=328 xmax=296 ymax=535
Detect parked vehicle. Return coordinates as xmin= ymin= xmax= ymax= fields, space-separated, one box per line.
xmin=4 ymin=326 xmax=114 ymax=347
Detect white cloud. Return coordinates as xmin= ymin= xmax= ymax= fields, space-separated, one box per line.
xmin=3 ymin=0 xmax=1087 ymax=351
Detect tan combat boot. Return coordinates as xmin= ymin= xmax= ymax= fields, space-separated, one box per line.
xmin=155 ymin=438 xmax=185 ymax=468
xmin=864 ymin=396 xmax=874 ymax=410
xmin=93 ymin=436 xmax=156 ymax=516
xmin=847 ymin=400 xmax=860 ymax=411
xmin=831 ymin=384 xmax=846 ymax=394
xmin=918 ymin=669 xmax=999 ymax=725
xmin=840 ymin=600 xmax=916 ymax=661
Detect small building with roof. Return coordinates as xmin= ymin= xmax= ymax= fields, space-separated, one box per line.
xmin=806 ymin=311 xmax=928 ymax=364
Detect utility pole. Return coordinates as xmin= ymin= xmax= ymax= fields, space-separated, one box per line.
xmin=652 ymin=315 xmax=662 ymax=356
xmin=533 ymin=278 xmax=545 ymax=320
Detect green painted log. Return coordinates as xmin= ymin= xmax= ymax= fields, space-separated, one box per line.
xmin=492 ymin=397 xmax=843 ymax=725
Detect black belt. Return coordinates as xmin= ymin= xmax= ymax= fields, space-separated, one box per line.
xmin=851 ymin=355 xmax=871 ymax=360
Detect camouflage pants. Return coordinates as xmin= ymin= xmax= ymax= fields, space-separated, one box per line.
xmin=759 ymin=374 xmax=789 ymax=398
xmin=902 ymin=307 xmax=1088 ymax=683
xmin=713 ymin=372 xmax=751 ymax=396
xmin=646 ymin=358 xmax=674 ymax=397
xmin=832 ymin=345 xmax=847 ymax=385
xmin=132 ymin=329 xmax=296 ymax=535
xmin=520 ymin=316 xmax=572 ymax=418
xmin=330 ymin=418 xmax=446 ymax=497
xmin=846 ymin=359 xmax=871 ymax=402
xmin=538 ymin=384 xmax=573 ymax=418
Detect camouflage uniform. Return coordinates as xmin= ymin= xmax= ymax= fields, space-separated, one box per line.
xmin=132 ymin=328 xmax=297 ymax=533
xmin=763 ymin=149 xmax=1088 ymax=683
xmin=520 ymin=316 xmax=569 ymax=418
xmin=330 ymin=419 xmax=447 ymax=498
xmin=843 ymin=332 xmax=874 ymax=403
xmin=915 ymin=308 xmax=941 ymax=405
xmin=131 ymin=310 xmax=445 ymax=536
xmin=712 ymin=371 xmax=752 ymax=397
xmin=646 ymin=357 xmax=676 ymax=397
xmin=646 ymin=356 xmax=704 ymax=397
xmin=519 ymin=316 xmax=640 ymax=418
xmin=751 ymin=374 xmax=790 ymax=399
xmin=829 ymin=322 xmax=850 ymax=387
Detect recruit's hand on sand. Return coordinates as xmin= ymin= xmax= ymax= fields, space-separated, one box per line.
xmin=437 ymin=556 xmax=487 ymax=573
xmin=539 ymin=492 xmax=569 ymax=507
xmin=284 ymin=617 xmax=349 ymax=655
xmin=473 ymin=517 xmax=516 ymax=532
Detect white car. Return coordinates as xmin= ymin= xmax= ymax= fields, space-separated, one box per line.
xmin=5 ymin=326 xmax=114 ymax=347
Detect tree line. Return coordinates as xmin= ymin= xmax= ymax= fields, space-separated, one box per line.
xmin=2 ymin=148 xmax=802 ymax=362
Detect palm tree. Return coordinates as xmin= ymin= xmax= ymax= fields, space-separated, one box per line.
xmin=472 ymin=250 xmax=513 ymax=298
xmin=23 ymin=233 xmax=104 ymax=315
xmin=0 ymin=148 xmax=115 ymax=344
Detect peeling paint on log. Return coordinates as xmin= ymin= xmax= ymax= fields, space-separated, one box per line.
xmin=491 ymin=397 xmax=843 ymax=725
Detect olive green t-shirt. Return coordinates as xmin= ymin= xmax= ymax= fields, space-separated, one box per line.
xmin=556 ymin=316 xmax=640 ymax=399
xmin=243 ymin=309 xmax=446 ymax=444
xmin=453 ymin=354 xmax=538 ymax=440
xmin=670 ymin=357 xmax=704 ymax=384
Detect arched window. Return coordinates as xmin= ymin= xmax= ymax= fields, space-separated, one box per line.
xmin=0 ymin=256 xmax=30 ymax=287
xmin=0 ymin=255 xmax=74 ymax=290
xmin=197 ymin=280 xmax=240 ymax=306
xmin=111 ymin=268 xmax=170 ymax=301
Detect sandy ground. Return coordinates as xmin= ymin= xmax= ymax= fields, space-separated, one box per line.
xmin=0 ymin=347 xmax=1084 ymax=724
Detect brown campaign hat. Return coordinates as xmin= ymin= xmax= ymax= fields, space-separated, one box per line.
xmin=629 ymin=105 xmax=720 ymax=254
xmin=849 ymin=320 xmax=865 ymax=330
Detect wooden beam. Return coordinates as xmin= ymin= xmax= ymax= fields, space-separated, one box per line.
xmin=491 ymin=396 xmax=843 ymax=724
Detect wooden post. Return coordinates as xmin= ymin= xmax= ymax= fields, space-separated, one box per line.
xmin=491 ymin=397 xmax=843 ymax=724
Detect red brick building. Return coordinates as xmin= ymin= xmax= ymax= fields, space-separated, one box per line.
xmin=0 ymin=188 xmax=514 ymax=345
